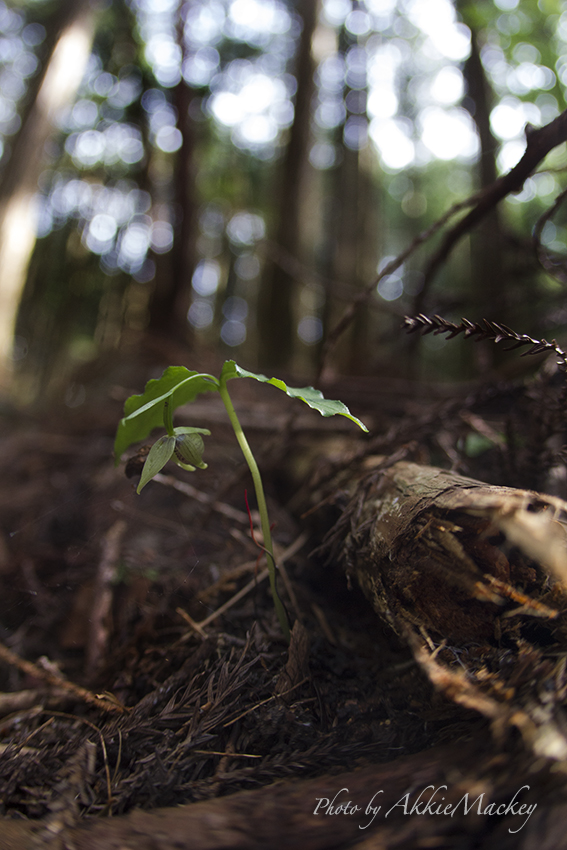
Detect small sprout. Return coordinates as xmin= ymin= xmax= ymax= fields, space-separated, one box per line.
xmin=137 ymin=427 xmax=210 ymax=493
xmin=115 ymin=360 xmax=367 ymax=641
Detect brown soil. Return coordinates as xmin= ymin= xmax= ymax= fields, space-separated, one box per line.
xmin=1 ymin=356 xmax=567 ymax=848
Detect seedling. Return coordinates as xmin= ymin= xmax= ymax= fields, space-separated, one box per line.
xmin=114 ymin=360 xmax=368 ymax=640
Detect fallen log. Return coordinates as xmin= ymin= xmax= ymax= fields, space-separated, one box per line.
xmin=321 ymin=460 xmax=567 ymax=761
xmin=4 ymin=454 xmax=567 ymax=849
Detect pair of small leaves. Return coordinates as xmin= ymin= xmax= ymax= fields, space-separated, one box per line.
xmin=114 ymin=367 xmax=218 ymax=461
xmin=114 ymin=360 xmax=368 ymax=462
xmin=137 ymin=427 xmax=210 ymax=493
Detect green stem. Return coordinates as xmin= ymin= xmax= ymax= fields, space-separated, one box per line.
xmin=219 ymin=377 xmax=290 ymax=641
xmin=163 ymin=398 xmax=175 ymax=437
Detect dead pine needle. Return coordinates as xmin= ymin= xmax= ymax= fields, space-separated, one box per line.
xmin=178 ymin=532 xmax=308 ymax=638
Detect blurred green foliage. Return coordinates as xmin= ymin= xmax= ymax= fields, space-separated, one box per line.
xmin=1 ymin=0 xmax=567 ymax=395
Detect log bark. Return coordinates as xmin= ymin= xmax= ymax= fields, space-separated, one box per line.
xmin=323 ymin=460 xmax=567 ymax=761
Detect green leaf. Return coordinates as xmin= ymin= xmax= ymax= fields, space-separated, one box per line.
xmin=114 ymin=367 xmax=218 ymax=461
xmin=137 ymin=435 xmax=176 ymax=493
xmin=220 ymin=360 xmax=368 ymax=431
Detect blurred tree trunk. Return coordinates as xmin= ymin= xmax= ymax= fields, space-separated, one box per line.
xmin=318 ymin=29 xmax=376 ymax=376
xmin=340 ymin=148 xmax=378 ymax=375
xmin=257 ymin=0 xmax=318 ymax=370
xmin=328 ymin=142 xmax=366 ymax=372
xmin=0 ymin=0 xmax=99 ymax=393
xmin=148 ymin=0 xmax=197 ymax=345
xmin=459 ymin=10 xmax=507 ymax=369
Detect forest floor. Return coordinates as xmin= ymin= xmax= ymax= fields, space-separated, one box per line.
xmin=1 ymin=347 xmax=567 ymax=849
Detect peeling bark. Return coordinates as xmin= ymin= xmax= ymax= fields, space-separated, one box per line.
xmin=324 ymin=460 xmax=567 ymax=761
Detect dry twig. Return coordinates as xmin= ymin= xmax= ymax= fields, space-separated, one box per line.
xmin=87 ymin=520 xmax=126 ymax=676
xmin=0 ymin=642 xmax=127 ymax=714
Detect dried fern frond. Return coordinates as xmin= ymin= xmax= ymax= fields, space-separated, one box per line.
xmin=403 ymin=314 xmax=567 ymax=370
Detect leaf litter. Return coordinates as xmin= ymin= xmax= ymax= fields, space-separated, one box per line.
xmin=3 ymin=360 xmax=567 ymax=846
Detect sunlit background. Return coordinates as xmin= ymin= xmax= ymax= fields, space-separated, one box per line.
xmin=0 ymin=0 xmax=566 ymax=395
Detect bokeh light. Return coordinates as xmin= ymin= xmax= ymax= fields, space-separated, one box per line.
xmin=297 ymin=316 xmax=323 ymax=344
xmin=3 ymin=0 xmax=564 ymax=371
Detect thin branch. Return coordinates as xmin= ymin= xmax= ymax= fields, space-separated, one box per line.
xmin=262 ymin=239 xmax=404 ymax=317
xmin=317 ymin=193 xmax=479 ymax=379
xmin=403 ymin=313 xmax=567 ymax=370
xmin=0 ymin=642 xmax=127 ymax=714
xmin=318 ymin=108 xmax=567 ymax=378
xmin=416 ymin=109 xmax=567 ymax=311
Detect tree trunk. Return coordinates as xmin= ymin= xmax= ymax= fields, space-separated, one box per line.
xmin=257 ymin=0 xmax=318 ymax=369
xmin=0 ymin=0 xmax=100 ymax=391
xmin=148 ymin=1 xmax=197 ymax=344
xmin=461 ymin=20 xmax=507 ymax=369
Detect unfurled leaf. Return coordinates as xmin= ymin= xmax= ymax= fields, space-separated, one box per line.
xmin=220 ymin=360 xmax=368 ymax=431
xmin=137 ymin=435 xmax=176 ymax=493
xmin=114 ymin=367 xmax=218 ymax=461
